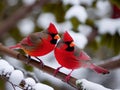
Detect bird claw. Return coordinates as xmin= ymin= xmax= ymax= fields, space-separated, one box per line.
xmin=64 ymin=70 xmax=73 ymax=82
xmin=64 ymin=75 xmax=71 ymax=82
xmin=39 ymin=60 xmax=44 ymax=68
xmin=54 ymin=66 xmax=62 ymax=76
xmin=26 ymin=55 xmax=32 ymax=64
xmin=35 ymin=57 xmax=44 ymax=68
xmin=26 ymin=56 xmax=44 ymax=68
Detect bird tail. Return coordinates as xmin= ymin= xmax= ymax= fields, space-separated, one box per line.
xmin=89 ymin=63 xmax=109 ymax=74
xmin=9 ymin=44 xmax=21 ymax=49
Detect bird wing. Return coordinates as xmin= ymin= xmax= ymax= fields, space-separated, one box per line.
xmin=73 ymin=46 xmax=91 ymax=61
xmin=21 ymin=31 xmax=49 ymax=51
xmin=20 ymin=36 xmax=33 ymax=46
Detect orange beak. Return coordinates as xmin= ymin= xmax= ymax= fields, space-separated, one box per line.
xmin=70 ymin=42 xmax=75 ymax=47
xmin=54 ymin=34 xmax=60 ymax=39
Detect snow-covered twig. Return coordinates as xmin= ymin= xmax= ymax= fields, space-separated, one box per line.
xmin=76 ymin=79 xmax=111 ymax=90
xmin=0 ymin=43 xmax=77 ymax=88
xmin=0 ymin=59 xmax=54 ymax=90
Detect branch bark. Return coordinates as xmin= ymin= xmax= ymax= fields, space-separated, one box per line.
xmin=0 ymin=0 xmax=49 ymax=37
xmin=0 ymin=43 xmax=120 ymax=89
xmin=87 ymin=27 xmax=98 ymax=43
xmin=76 ymin=79 xmax=111 ymax=90
xmin=99 ymin=55 xmax=120 ymax=70
xmin=0 ymin=43 xmax=77 ymax=89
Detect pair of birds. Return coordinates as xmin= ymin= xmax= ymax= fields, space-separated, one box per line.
xmin=9 ymin=23 xmax=109 ymax=82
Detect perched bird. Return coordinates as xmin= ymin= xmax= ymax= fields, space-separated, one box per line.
xmin=9 ymin=23 xmax=60 ymax=65
xmin=54 ymin=31 xmax=109 ymax=82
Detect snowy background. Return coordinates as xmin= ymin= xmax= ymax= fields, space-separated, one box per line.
xmin=0 ymin=0 xmax=120 ymax=90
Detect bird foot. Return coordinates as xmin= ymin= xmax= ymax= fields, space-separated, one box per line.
xmin=64 ymin=75 xmax=71 ymax=82
xmin=35 ymin=57 xmax=44 ymax=68
xmin=27 ymin=55 xmax=32 ymax=64
xmin=54 ymin=66 xmax=62 ymax=76
xmin=64 ymin=70 xmax=73 ymax=82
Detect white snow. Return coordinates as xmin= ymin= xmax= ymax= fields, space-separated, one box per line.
xmin=65 ymin=5 xmax=88 ymax=23
xmin=79 ymin=0 xmax=94 ymax=6
xmin=37 ymin=13 xmax=56 ymax=29
xmin=55 ymin=21 xmax=72 ymax=33
xmin=37 ymin=13 xmax=73 ymax=33
xmin=95 ymin=0 xmax=111 ymax=18
xmin=96 ymin=18 xmax=120 ymax=35
xmin=6 ymin=82 xmax=23 ymax=90
xmin=76 ymin=79 xmax=112 ymax=90
xmin=9 ymin=70 xmax=24 ymax=85
xmin=3 ymin=65 xmax=14 ymax=77
xmin=68 ymin=31 xmax=88 ymax=49
xmin=17 ymin=18 xmax=34 ymax=36
xmin=78 ymin=24 xmax=92 ymax=36
xmin=33 ymin=83 xmax=54 ymax=90
xmin=62 ymin=0 xmax=94 ymax=6
xmin=22 ymin=0 xmax=36 ymax=5
xmin=62 ymin=0 xmax=80 ymax=5
xmin=5 ymin=56 xmax=23 ymax=69
xmin=0 ymin=59 xmax=10 ymax=75
xmin=24 ymin=77 xmax=36 ymax=86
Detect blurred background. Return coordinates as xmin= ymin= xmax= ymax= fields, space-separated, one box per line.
xmin=0 ymin=0 xmax=120 ymax=90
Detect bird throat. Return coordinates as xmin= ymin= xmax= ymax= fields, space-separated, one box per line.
xmin=66 ymin=46 xmax=74 ymax=52
xmin=50 ymin=39 xmax=57 ymax=44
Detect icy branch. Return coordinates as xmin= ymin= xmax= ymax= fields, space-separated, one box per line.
xmin=0 ymin=43 xmax=120 ymax=89
xmin=0 ymin=59 xmax=54 ymax=90
xmin=0 ymin=43 xmax=77 ymax=89
xmin=76 ymin=79 xmax=111 ymax=90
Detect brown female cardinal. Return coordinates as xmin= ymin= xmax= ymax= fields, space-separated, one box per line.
xmin=9 ymin=23 xmax=60 ymax=65
xmin=54 ymin=31 xmax=109 ymax=82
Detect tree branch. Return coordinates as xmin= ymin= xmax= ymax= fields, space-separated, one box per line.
xmin=0 ymin=43 xmax=77 ymax=89
xmin=0 ymin=43 xmax=120 ymax=89
xmin=87 ymin=27 xmax=98 ymax=43
xmin=0 ymin=0 xmax=49 ymax=37
xmin=76 ymin=79 xmax=111 ymax=90
xmin=99 ymin=55 xmax=120 ymax=70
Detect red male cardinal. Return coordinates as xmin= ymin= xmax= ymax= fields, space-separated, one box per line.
xmin=54 ymin=31 xmax=109 ymax=82
xmin=9 ymin=23 xmax=60 ymax=65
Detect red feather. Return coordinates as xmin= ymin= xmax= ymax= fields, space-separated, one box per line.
xmin=54 ymin=31 xmax=109 ymax=82
xmin=9 ymin=23 xmax=59 ymax=57
xmin=48 ymin=23 xmax=58 ymax=34
xmin=63 ymin=31 xmax=73 ymax=42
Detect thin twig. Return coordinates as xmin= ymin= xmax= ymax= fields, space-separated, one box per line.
xmin=1 ymin=76 xmax=23 ymax=90
xmin=87 ymin=27 xmax=98 ymax=43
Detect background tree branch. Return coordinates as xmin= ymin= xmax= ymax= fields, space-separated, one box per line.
xmin=0 ymin=43 xmax=77 ymax=89
xmin=0 ymin=0 xmax=49 ymax=37
xmin=0 ymin=43 xmax=120 ymax=89
xmin=99 ymin=55 xmax=120 ymax=70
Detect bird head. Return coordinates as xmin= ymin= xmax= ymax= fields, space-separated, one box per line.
xmin=48 ymin=23 xmax=58 ymax=34
xmin=61 ymin=31 xmax=75 ymax=51
xmin=48 ymin=23 xmax=60 ymax=44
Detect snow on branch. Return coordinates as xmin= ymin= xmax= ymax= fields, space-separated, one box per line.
xmin=0 ymin=59 xmax=54 ymax=90
xmin=76 ymin=79 xmax=111 ymax=90
xmin=0 ymin=43 xmax=120 ymax=89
